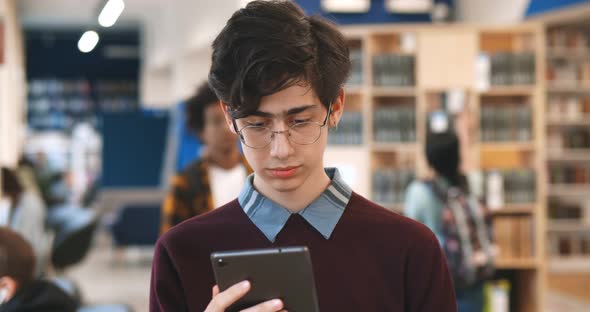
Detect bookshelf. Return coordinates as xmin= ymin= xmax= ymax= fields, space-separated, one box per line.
xmin=544 ymin=21 xmax=590 ymax=279
xmin=328 ymin=23 xmax=546 ymax=312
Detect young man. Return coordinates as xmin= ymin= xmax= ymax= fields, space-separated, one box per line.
xmin=150 ymin=1 xmax=457 ymax=311
xmin=0 ymin=227 xmax=76 ymax=312
xmin=160 ymin=82 xmax=252 ymax=234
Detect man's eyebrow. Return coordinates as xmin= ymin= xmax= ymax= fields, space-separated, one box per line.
xmin=250 ymin=105 xmax=318 ymax=118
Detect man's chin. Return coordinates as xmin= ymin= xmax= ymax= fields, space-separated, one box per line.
xmin=267 ymin=177 xmax=303 ymax=193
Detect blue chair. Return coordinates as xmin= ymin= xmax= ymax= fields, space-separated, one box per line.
xmin=109 ymin=204 xmax=161 ymax=248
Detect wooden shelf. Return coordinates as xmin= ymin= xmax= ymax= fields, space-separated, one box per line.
xmin=546 ymin=117 xmax=590 ymax=127
xmin=371 ymin=142 xmax=417 ymax=152
xmin=490 ymin=204 xmax=535 ymax=215
xmin=549 ymin=257 xmax=590 ymax=273
xmin=345 ymin=85 xmax=364 ymax=94
xmin=547 ymin=221 xmax=590 ymax=232
xmin=547 ymin=85 xmax=590 ymax=93
xmin=371 ymin=86 xmax=416 ymax=97
xmin=496 ymin=258 xmax=538 ymax=269
xmin=478 ymin=85 xmax=536 ymax=96
xmin=549 ymin=185 xmax=590 ymax=197
xmin=340 ymin=25 xmax=545 ymax=312
xmin=480 ymin=142 xmax=536 ymax=151
xmin=547 ymin=47 xmax=590 ymax=60
xmin=547 ymin=149 xmax=590 ymax=161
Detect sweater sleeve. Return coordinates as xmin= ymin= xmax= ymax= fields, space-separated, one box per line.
xmin=150 ymin=239 xmax=188 ymax=312
xmin=405 ymin=227 xmax=457 ymax=312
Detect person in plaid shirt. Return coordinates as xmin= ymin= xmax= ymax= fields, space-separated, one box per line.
xmin=160 ymin=82 xmax=252 ymax=235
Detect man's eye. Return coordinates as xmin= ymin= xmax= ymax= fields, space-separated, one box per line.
xmin=247 ymin=121 xmax=268 ymax=127
xmin=293 ymin=119 xmax=310 ymax=124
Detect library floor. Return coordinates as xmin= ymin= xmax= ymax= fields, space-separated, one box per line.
xmin=67 ymin=230 xmax=589 ymax=311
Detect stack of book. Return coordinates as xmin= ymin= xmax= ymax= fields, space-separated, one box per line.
xmin=371 ymin=168 xmax=414 ymax=205
xmin=549 ymin=164 xmax=590 ymax=184
xmin=96 ymin=80 xmax=138 ymax=112
xmin=502 ymin=169 xmax=537 ymax=203
xmin=373 ymin=106 xmax=416 ymax=142
xmin=372 ymin=54 xmax=415 ymax=86
xmin=28 ymin=79 xmax=95 ymax=130
xmin=548 ymin=199 xmax=583 ymax=221
xmin=547 ymin=95 xmax=590 ymax=119
xmin=480 ymin=104 xmax=532 ymax=142
xmin=490 ymin=52 xmax=536 ymax=85
xmin=347 ymin=48 xmax=363 ymax=86
xmin=27 ymin=78 xmax=139 ymax=131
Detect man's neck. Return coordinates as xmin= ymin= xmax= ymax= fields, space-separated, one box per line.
xmin=253 ymin=167 xmax=331 ymax=213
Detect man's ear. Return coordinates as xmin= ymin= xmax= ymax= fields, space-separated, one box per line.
xmin=329 ymin=88 xmax=345 ymax=127
xmin=219 ymin=101 xmax=237 ymax=134
xmin=0 ymin=276 xmax=18 ymax=303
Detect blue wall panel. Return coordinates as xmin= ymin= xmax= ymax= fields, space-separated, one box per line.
xmin=526 ymin=0 xmax=590 ymax=17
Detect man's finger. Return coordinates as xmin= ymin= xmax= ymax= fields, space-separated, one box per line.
xmin=210 ymin=280 xmax=250 ymax=310
xmin=240 ymin=299 xmax=283 ymax=312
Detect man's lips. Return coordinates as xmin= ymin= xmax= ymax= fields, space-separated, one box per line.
xmin=268 ymin=166 xmax=300 ymax=178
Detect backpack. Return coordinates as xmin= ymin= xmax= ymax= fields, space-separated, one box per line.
xmin=426 ymin=180 xmax=496 ymax=289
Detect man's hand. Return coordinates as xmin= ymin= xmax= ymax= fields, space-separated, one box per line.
xmin=204 ymin=281 xmax=286 ymax=312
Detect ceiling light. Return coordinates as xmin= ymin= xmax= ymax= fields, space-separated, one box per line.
xmin=78 ymin=31 xmax=100 ymax=53
xmin=98 ymin=0 xmax=125 ymax=27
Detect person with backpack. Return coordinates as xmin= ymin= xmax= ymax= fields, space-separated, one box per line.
xmin=405 ymin=112 xmax=495 ymax=312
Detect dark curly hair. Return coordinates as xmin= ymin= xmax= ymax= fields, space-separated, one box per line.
xmin=208 ymin=0 xmax=350 ymax=119
xmin=185 ymin=82 xmax=220 ymax=134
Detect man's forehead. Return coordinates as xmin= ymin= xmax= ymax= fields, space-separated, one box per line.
xmin=253 ymin=103 xmax=321 ymax=117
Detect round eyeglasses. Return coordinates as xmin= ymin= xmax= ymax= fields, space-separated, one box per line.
xmin=233 ymin=104 xmax=332 ymax=149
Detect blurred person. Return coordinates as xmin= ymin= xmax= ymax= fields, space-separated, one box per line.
xmin=405 ymin=113 xmax=495 ymax=312
xmin=1 ymin=168 xmax=51 ymax=276
xmin=160 ymin=82 xmax=252 ymax=234
xmin=0 ymin=227 xmax=76 ymax=312
xmin=32 ymin=152 xmax=68 ymax=209
xmin=150 ymin=1 xmax=457 ymax=311
xmin=16 ymin=156 xmax=42 ymax=198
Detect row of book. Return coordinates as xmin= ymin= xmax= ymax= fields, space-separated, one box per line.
xmin=548 ymin=128 xmax=590 ymax=149
xmin=371 ymin=168 xmax=414 ymax=205
xmin=549 ymin=164 xmax=590 ymax=184
xmin=548 ymin=199 xmax=583 ymax=220
xmin=347 ymin=49 xmax=363 ymax=86
xmin=547 ymin=61 xmax=590 ymax=87
xmin=27 ymin=78 xmax=139 ymax=131
xmin=327 ymin=111 xmax=363 ymax=145
xmin=480 ymin=105 xmax=532 ymax=142
xmin=95 ymin=80 xmax=138 ymax=95
xmin=551 ymin=233 xmax=590 ymax=257
xmin=547 ymin=95 xmax=590 ymax=120
xmin=372 ymin=54 xmax=415 ymax=86
xmin=29 ymin=79 xmax=92 ymax=96
xmin=373 ymin=106 xmax=416 ymax=142
xmin=485 ymin=169 xmax=537 ymax=206
xmin=489 ymin=52 xmax=536 ymax=86
xmin=493 ymin=216 xmax=534 ymax=259
xmin=547 ymin=28 xmax=589 ymax=50
xmin=29 ymin=97 xmax=95 ymax=115
xmin=28 ymin=114 xmax=98 ymax=131
xmin=29 ymin=79 xmax=138 ymax=97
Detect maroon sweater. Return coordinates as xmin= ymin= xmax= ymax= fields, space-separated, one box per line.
xmin=150 ymin=192 xmax=457 ymax=311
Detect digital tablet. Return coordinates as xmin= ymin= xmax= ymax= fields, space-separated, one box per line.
xmin=210 ymin=246 xmax=320 ymax=312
